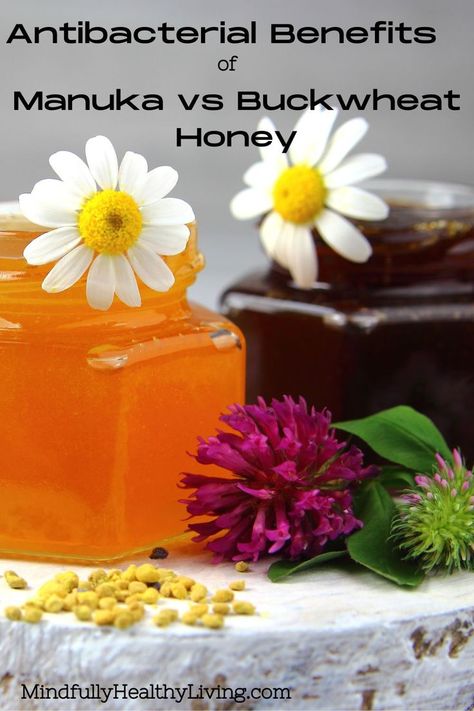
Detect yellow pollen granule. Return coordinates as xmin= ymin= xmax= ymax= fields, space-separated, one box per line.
xmin=212 ymin=589 xmax=234 ymax=603
xmin=212 ymin=603 xmax=230 ymax=616
xmin=272 ymin=165 xmax=326 ymax=224
xmin=79 ymin=189 xmax=142 ymax=255
xmin=170 ymin=583 xmax=187 ymax=600
xmin=77 ymin=591 xmax=99 ymax=609
xmin=93 ymin=609 xmax=116 ymax=626
xmin=23 ymin=607 xmax=43 ymax=623
xmin=153 ymin=609 xmax=178 ymax=627
xmin=135 ymin=564 xmax=161 ymax=584
xmin=141 ymin=587 xmax=160 ymax=605
xmin=190 ymin=604 xmax=208 ymax=617
xmin=89 ymin=569 xmax=107 ymax=586
xmin=43 ymin=595 xmax=64 ymax=613
xmin=201 ymin=613 xmax=224 ymax=629
xmin=122 ymin=565 xmax=137 ymax=582
xmin=114 ymin=590 xmax=130 ymax=602
xmin=114 ymin=611 xmax=134 ymax=629
xmin=229 ymin=580 xmax=246 ymax=591
xmin=190 ymin=583 xmax=207 ymax=602
xmin=54 ymin=572 xmax=79 ymax=592
xmin=181 ymin=611 xmax=199 ymax=626
xmin=128 ymin=581 xmax=147 ymax=595
xmin=63 ymin=592 xmax=78 ymax=611
xmin=233 ymin=601 xmax=256 ymax=615
xmin=95 ymin=583 xmax=116 ymax=598
xmin=234 ymin=561 xmax=249 ymax=573
xmin=176 ymin=576 xmax=195 ymax=590
xmin=74 ymin=605 xmax=92 ymax=622
xmin=4 ymin=570 xmax=28 ymax=589
xmin=5 ymin=606 xmax=22 ymax=621
xmin=98 ymin=596 xmax=116 ymax=610
xmin=128 ymin=602 xmax=145 ymax=622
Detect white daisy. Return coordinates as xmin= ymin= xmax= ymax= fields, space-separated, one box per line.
xmin=20 ymin=136 xmax=194 ymax=310
xmin=230 ymin=107 xmax=389 ymax=288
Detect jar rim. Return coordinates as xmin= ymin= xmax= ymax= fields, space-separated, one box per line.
xmin=364 ymin=178 xmax=474 ymax=210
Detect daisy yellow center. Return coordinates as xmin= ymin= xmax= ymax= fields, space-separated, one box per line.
xmin=272 ymin=165 xmax=326 ymax=224
xmin=78 ymin=189 xmax=143 ymax=255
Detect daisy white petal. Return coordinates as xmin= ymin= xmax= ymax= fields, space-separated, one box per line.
xmin=138 ymin=224 xmax=189 ymax=255
xmin=23 ymin=226 xmax=82 ymax=265
xmin=274 ymin=219 xmax=296 ymax=269
xmin=289 ymin=107 xmax=339 ymax=166
xmin=324 ymin=153 xmax=387 ymax=189
xmin=230 ymin=188 xmax=272 ymax=220
xmin=141 ymin=198 xmax=195 ymax=226
xmin=259 ymin=211 xmax=284 ymax=259
xmin=49 ymin=150 xmax=96 ymax=198
xmin=319 ymin=118 xmax=369 ymax=175
xmin=19 ymin=193 xmax=76 ymax=228
xmin=113 ymin=255 xmax=141 ymax=307
xmin=257 ymin=117 xmax=289 ymax=171
xmin=243 ymin=161 xmax=279 ymax=190
xmin=326 ymin=186 xmax=389 ymax=221
xmin=42 ymin=245 xmax=94 ymax=293
xmin=315 ymin=209 xmax=372 ymax=263
xmin=128 ymin=243 xmax=175 ymax=291
xmin=86 ymin=254 xmax=116 ymax=311
xmin=85 ymin=135 xmax=119 ymax=190
xmin=118 ymin=151 xmax=148 ymax=199
xmin=31 ymin=178 xmax=83 ymax=212
xmin=287 ymin=226 xmax=318 ymax=288
xmin=135 ymin=166 xmax=179 ymax=206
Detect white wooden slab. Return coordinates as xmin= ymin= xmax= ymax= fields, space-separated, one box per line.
xmin=0 ymin=544 xmax=472 ymax=710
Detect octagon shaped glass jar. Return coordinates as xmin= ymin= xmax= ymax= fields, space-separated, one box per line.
xmin=222 ymin=180 xmax=474 ymax=460
xmin=0 ymin=205 xmax=245 ymax=562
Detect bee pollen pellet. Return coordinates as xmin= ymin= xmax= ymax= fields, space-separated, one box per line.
xmin=93 ymin=609 xmax=115 ymax=625
xmin=229 ymin=580 xmax=246 ymax=591
xmin=201 ymin=613 xmax=224 ymax=629
xmin=23 ymin=607 xmax=43 ymax=623
xmin=181 ymin=611 xmax=199 ymax=625
xmin=212 ymin=603 xmax=230 ymax=615
xmin=233 ymin=601 xmax=256 ymax=615
xmin=171 ymin=583 xmax=187 ymax=599
xmin=211 ymin=589 xmax=234 ymax=603
xmin=234 ymin=561 xmax=249 ymax=573
xmin=44 ymin=595 xmax=64 ymax=613
xmin=5 ymin=570 xmax=28 ymax=589
xmin=135 ymin=564 xmax=160 ymax=584
xmin=5 ymin=606 xmax=22 ymax=621
xmin=114 ymin=612 xmax=134 ymax=629
xmin=190 ymin=584 xmax=207 ymax=601
xmin=74 ymin=605 xmax=92 ymax=621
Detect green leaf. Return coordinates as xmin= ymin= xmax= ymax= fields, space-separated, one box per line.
xmin=347 ymin=481 xmax=424 ymax=587
xmin=267 ymin=550 xmax=347 ymax=582
xmin=378 ymin=465 xmax=416 ymax=491
xmin=335 ymin=405 xmax=451 ymax=472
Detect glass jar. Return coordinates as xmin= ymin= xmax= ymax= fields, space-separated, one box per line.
xmin=221 ymin=179 xmax=474 ymax=459
xmin=0 ymin=203 xmax=245 ymax=562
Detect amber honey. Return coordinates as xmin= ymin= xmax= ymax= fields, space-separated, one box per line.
xmin=0 ymin=207 xmax=245 ymax=561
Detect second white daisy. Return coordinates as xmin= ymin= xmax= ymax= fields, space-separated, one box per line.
xmin=230 ymin=107 xmax=389 ymax=288
xmin=20 ymin=135 xmax=194 ymax=310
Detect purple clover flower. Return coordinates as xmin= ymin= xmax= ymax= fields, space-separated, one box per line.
xmin=180 ymin=396 xmax=377 ymax=562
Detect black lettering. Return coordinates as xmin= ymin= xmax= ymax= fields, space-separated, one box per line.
xmin=271 ymin=24 xmax=295 ymax=44
xmin=178 ymin=94 xmax=200 ymax=111
xmin=7 ymin=23 xmax=32 ymax=43
xmin=14 ymin=91 xmax=42 ymax=110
